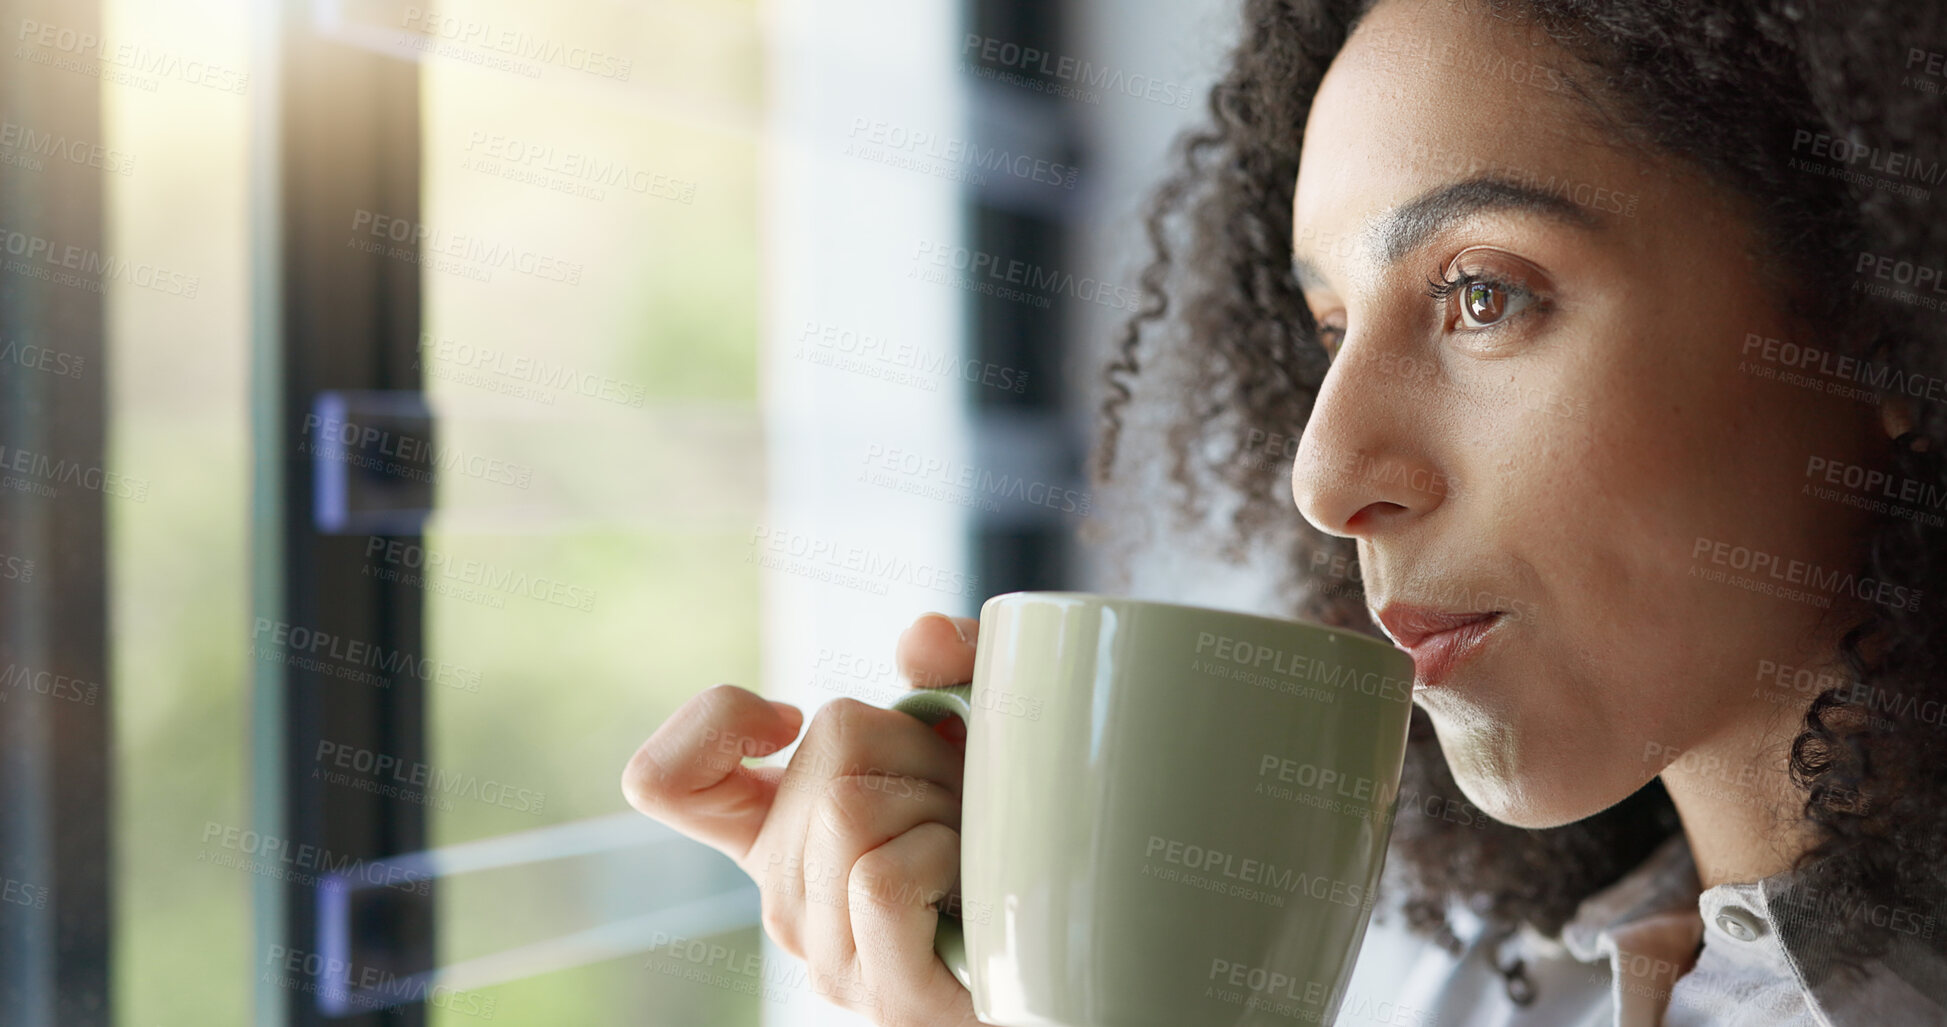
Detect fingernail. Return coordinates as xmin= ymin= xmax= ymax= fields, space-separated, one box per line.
xmin=923 ymin=611 xmax=971 ymax=645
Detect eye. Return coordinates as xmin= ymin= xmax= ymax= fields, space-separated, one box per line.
xmin=1461 ymin=279 xmax=1516 ymax=327
xmin=1426 ymin=265 xmax=1540 ymax=331
xmin=1301 ymin=301 xmax=1347 ymax=359
xmin=1315 ymin=319 xmax=1346 ymax=358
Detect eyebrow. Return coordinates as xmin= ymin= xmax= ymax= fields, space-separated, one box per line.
xmin=1291 ymin=175 xmax=1603 ymax=291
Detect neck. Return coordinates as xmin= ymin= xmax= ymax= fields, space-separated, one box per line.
xmin=1659 ymin=677 xmax=1827 ymax=891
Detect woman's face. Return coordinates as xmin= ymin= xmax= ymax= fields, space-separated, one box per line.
xmin=1289 ymin=0 xmax=1889 ymax=828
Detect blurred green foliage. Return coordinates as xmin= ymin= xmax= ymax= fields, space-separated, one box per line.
xmin=110 ymin=1 xmax=771 ymax=1024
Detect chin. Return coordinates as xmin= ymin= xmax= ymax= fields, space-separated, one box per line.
xmin=1469 ymin=795 xmax=1592 ymax=831
xmin=1424 ymin=711 xmax=1628 ymax=830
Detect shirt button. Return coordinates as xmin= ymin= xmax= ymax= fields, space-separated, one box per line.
xmin=1715 ymin=907 xmax=1766 ymax=942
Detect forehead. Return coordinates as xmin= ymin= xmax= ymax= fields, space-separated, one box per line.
xmin=1292 ymin=0 xmax=1621 ymax=271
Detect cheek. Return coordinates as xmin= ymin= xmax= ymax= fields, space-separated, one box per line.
xmin=1577 ymin=307 xmax=1877 ymax=584
xmin=1446 ymin=325 xmax=1736 ymax=646
xmin=1554 ymin=239 xmax=1878 ymax=565
xmin=1512 ymin=287 xmax=1797 ymax=580
xmin=1475 ymin=307 xmax=1873 ymax=725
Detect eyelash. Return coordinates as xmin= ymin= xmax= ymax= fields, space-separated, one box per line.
xmin=1423 ymin=267 xmax=1540 ymax=328
xmin=1313 ymin=319 xmax=1345 ymax=357
xmin=1309 ymin=262 xmax=1542 ymax=357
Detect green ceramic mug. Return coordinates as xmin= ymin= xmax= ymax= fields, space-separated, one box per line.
xmin=889 ymin=591 xmax=1415 ymax=1027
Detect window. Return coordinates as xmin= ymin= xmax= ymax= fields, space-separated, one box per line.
xmin=1 ymin=0 xmax=1233 ymax=1023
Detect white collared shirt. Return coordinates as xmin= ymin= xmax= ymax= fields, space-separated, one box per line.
xmin=1334 ymin=833 xmax=1947 ymax=1026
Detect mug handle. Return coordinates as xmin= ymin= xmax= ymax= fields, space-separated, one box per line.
xmin=887 ymin=683 xmax=975 ymax=990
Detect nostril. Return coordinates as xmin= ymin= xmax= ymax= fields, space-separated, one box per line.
xmin=1346 ymin=500 xmax=1409 ymax=534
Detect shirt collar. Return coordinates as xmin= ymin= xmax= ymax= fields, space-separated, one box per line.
xmin=1548 ymin=830 xmax=1947 ymax=1021
xmin=1558 ymin=831 xmax=1701 ymax=964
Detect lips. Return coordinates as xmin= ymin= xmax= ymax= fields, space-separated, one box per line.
xmin=1374 ymin=604 xmax=1503 ymax=689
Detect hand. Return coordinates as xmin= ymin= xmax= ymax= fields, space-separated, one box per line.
xmin=622 ymin=613 xmax=988 ymax=1026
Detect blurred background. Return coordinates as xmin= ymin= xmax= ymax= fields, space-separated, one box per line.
xmin=0 ymin=0 xmax=1422 ymax=1024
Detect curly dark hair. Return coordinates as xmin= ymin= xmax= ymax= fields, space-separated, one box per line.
xmin=1091 ymin=0 xmax=1947 ymax=1005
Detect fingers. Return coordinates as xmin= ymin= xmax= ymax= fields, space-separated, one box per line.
xmin=799 ymin=769 xmax=962 ymax=985
xmin=782 ymin=697 xmax=965 ymax=813
xmin=623 ymin=617 xmax=988 ymax=1027
xmin=896 ymin=612 xmax=979 ymax=690
xmin=847 ymin=822 xmax=981 ymax=1026
xmin=746 ymin=696 xmax=965 ymax=963
xmin=620 ymin=683 xmax=805 ymax=862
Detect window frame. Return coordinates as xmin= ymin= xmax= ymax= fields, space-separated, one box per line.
xmin=0 ymin=0 xmax=113 ymax=1022
xmin=251 ymin=2 xmax=435 ymax=1023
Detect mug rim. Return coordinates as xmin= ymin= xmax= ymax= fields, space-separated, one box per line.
xmin=977 ymin=589 xmax=1409 ymax=665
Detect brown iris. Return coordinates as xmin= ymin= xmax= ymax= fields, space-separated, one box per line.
xmin=1464 ymin=281 xmax=1507 ymax=325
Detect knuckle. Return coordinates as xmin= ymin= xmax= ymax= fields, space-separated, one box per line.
xmin=758 ymin=899 xmax=804 ymax=960
xmin=700 ymin=682 xmax=747 ymax=702
xmin=746 ymin=844 xmax=790 ymax=894
xmin=619 ymin=744 xmax=672 ymax=816
xmin=850 ymin=846 xmax=932 ymax=911
xmin=688 ymin=683 xmax=743 ymax=724
xmin=815 ymin=773 xmax=887 ymax=840
xmin=618 ymin=688 xmax=759 ymax=816
xmin=803 ymin=948 xmax=863 ymax=1002
xmin=807 ymin=697 xmax=880 ymax=752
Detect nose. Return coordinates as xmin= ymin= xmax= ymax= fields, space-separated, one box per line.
xmin=1290 ymin=345 xmax=1450 ymax=538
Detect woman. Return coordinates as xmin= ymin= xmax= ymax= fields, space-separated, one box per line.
xmin=623 ymin=0 xmax=1947 ymax=1023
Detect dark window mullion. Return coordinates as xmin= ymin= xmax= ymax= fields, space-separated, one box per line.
xmin=0 ymin=0 xmax=111 ymax=1023
xmin=263 ymin=15 xmax=432 ymax=1027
